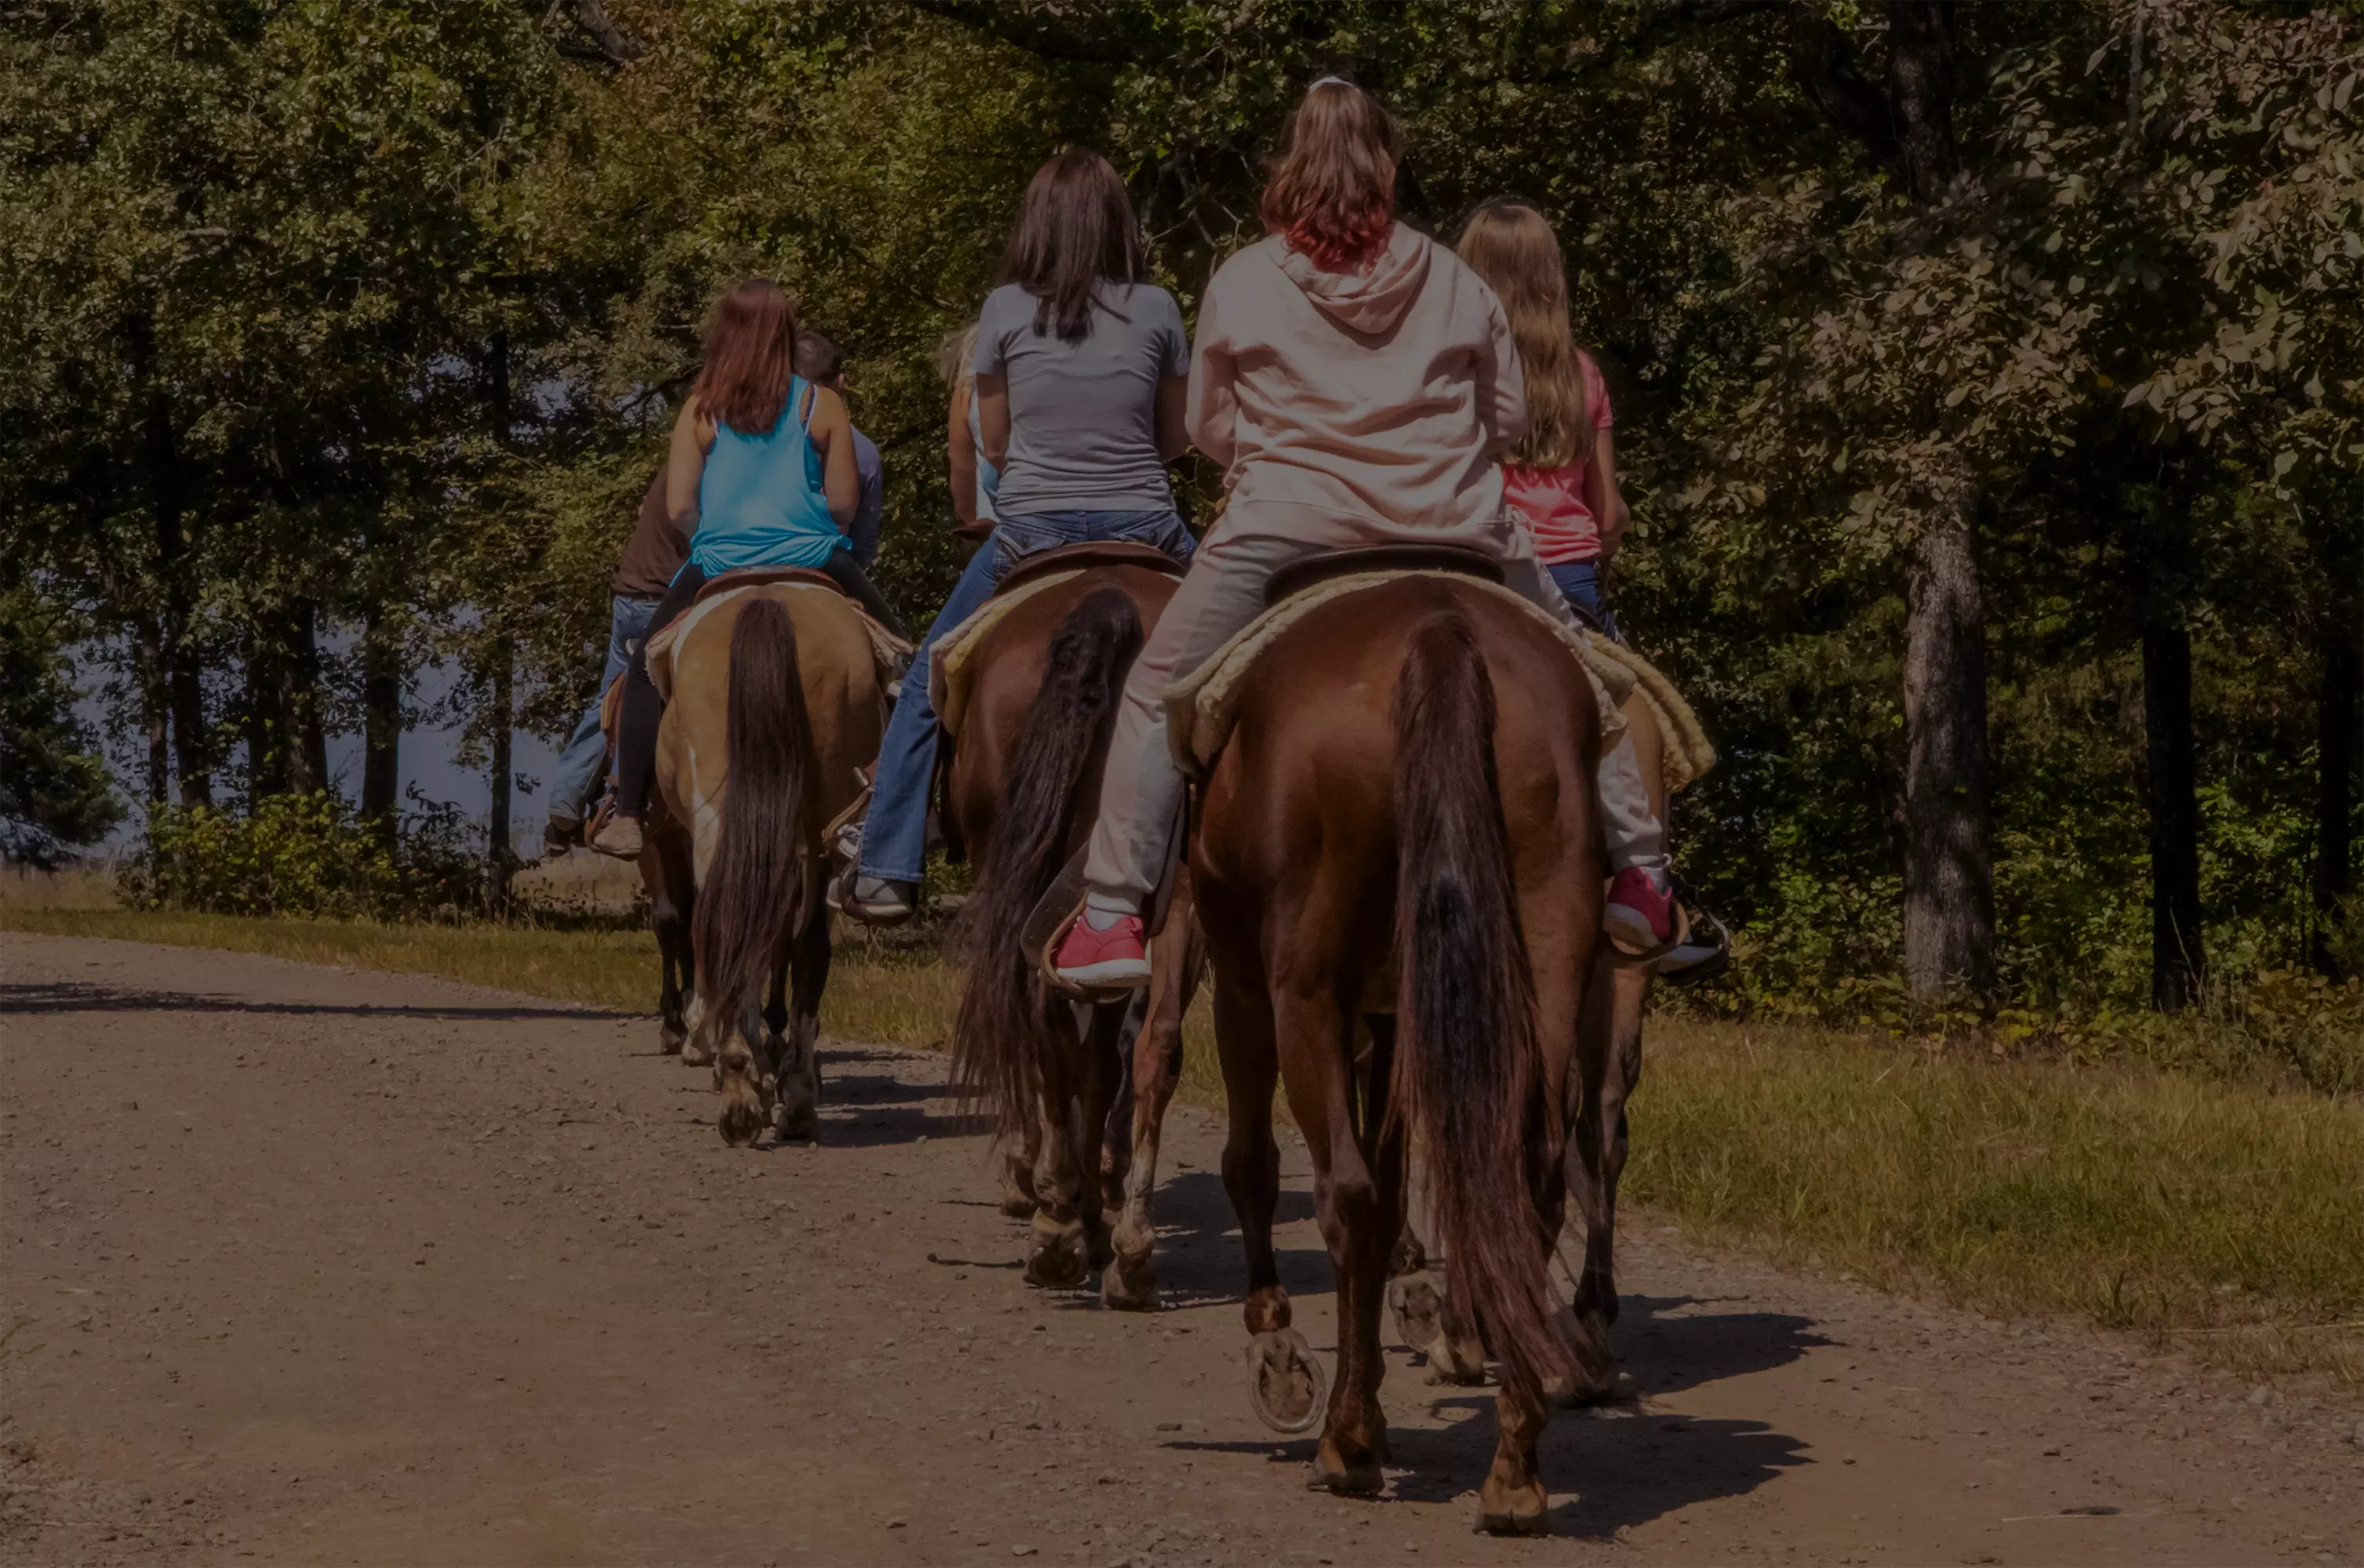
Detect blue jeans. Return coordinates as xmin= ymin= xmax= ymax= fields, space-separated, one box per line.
xmin=1548 ymin=559 xmax=1618 ymax=637
xmin=548 ymin=593 xmax=659 ymax=822
xmin=858 ymin=508 xmax=1195 ymax=884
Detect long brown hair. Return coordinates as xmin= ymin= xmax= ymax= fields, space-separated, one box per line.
xmin=692 ymin=279 xmax=800 ymax=435
xmin=999 ymin=148 xmax=1144 ymax=343
xmin=1455 ymin=201 xmax=1591 ymax=470
xmin=1259 ymin=78 xmax=1398 ymax=274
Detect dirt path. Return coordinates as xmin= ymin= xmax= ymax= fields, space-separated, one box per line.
xmin=4 ymin=934 xmax=2361 ymax=1566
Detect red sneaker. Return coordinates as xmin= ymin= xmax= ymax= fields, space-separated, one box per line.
xmin=1604 ymin=868 xmax=1676 ymax=954
xmin=1053 ymin=913 xmax=1152 ymax=991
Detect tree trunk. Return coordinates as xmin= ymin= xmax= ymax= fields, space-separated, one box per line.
xmin=2142 ymin=620 xmax=2205 ymax=1008
xmin=484 ymin=641 xmax=514 ymax=908
xmin=2314 ymin=601 xmax=2361 ymax=976
xmin=133 ymin=317 xmax=211 ymax=808
xmin=244 ymin=628 xmax=286 ymax=802
xmin=285 ymin=602 xmax=329 ymax=796
xmin=134 ymin=617 xmax=169 ymax=807
xmin=1901 ymin=485 xmax=1995 ymax=1000
xmin=361 ymin=609 xmax=404 ymax=837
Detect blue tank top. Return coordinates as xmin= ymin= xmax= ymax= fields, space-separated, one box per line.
xmin=689 ymin=377 xmax=849 ymax=575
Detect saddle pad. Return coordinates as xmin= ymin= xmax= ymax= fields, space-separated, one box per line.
xmin=641 ymin=580 xmax=910 ymax=704
xmin=1160 ymin=571 xmax=1715 ymax=792
xmin=924 ymin=570 xmax=1085 ymax=740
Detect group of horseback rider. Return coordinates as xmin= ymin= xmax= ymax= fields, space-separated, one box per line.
xmin=545 ymin=75 xmax=1683 ymax=982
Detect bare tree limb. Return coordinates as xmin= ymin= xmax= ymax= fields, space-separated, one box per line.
xmin=899 ymin=0 xmax=1134 ymax=66
xmin=564 ymin=0 xmax=641 ymax=66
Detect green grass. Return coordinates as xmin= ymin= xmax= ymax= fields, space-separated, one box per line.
xmin=10 ymin=906 xmax=2362 ymax=1382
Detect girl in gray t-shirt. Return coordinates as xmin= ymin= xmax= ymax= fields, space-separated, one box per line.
xmin=842 ymin=147 xmax=1193 ymax=926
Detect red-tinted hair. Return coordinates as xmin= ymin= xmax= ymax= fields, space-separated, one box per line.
xmin=1258 ymin=79 xmax=1398 ymax=273
xmin=692 ymin=280 xmax=799 ymax=434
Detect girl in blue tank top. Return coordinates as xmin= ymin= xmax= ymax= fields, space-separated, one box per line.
xmin=690 ymin=375 xmax=843 ymax=574
xmin=591 ymin=280 xmax=907 ymax=858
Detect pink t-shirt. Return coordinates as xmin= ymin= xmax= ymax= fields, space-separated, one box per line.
xmin=1501 ymin=353 xmax=1613 ymax=566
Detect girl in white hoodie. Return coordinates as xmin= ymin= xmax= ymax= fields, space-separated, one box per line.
xmin=1053 ymin=79 xmax=1675 ymax=989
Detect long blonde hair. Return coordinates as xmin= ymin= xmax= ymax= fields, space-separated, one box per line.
xmin=937 ymin=321 xmax=979 ymax=390
xmin=1455 ymin=201 xmax=1591 ymax=470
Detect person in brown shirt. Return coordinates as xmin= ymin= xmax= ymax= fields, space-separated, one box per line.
xmin=543 ymin=468 xmax=687 ymax=847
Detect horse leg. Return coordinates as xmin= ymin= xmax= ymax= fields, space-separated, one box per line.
xmin=650 ymin=833 xmax=699 ymax=1057
xmin=1000 ymin=1123 xmax=1042 ymax=1219
xmin=714 ymin=990 xmax=768 ymax=1149
xmin=1559 ymin=948 xmax=1640 ymax=1402
xmin=1215 ymin=972 xmax=1285 ymax=1337
xmin=1105 ymin=902 xmax=1205 ymax=1311
xmin=1022 ymin=1001 xmax=1090 ymax=1290
xmin=1077 ymin=997 xmax=1126 ymax=1275
xmin=1273 ymin=986 xmax=1389 ymax=1495
xmin=777 ymin=899 xmax=829 ymax=1143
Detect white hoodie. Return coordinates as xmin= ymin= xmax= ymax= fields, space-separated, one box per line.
xmin=1186 ymin=222 xmax=1530 ymax=546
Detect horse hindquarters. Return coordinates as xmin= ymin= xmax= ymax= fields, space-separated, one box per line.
xmin=692 ymin=598 xmax=819 ymax=1146
xmin=1391 ymin=606 xmax=1567 ymax=1534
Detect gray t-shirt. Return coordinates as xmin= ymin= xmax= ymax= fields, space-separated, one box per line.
xmin=973 ymin=281 xmax=1187 ymax=516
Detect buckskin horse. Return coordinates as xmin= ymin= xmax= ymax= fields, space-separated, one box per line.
xmin=935 ymin=542 xmax=1199 ymax=1305
xmin=1185 ymin=561 xmax=1608 ymax=1534
xmin=640 ymin=575 xmax=891 ymax=1145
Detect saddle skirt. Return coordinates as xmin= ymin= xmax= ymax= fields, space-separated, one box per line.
xmin=1160 ymin=569 xmax=1716 ymax=790
xmin=927 ymin=543 xmax=1187 ymax=740
xmin=640 ymin=575 xmax=910 ymax=705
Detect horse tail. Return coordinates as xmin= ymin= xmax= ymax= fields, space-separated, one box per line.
xmin=1390 ymin=601 xmax=1568 ymax=1403
xmin=950 ymin=585 xmax=1146 ymax=1131
xmin=693 ymin=596 xmax=818 ymax=1047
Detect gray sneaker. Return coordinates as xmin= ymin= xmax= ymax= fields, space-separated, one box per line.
xmin=846 ymin=875 xmax=917 ymax=926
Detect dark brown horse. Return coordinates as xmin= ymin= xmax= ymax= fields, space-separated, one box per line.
xmin=1189 ymin=574 xmax=1602 ymax=1534
xmin=942 ymin=550 xmax=1197 ymax=1302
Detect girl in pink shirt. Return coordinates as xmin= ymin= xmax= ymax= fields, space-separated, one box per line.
xmin=1053 ymin=80 xmax=1675 ymax=989
xmin=1458 ymin=201 xmax=1624 ymax=634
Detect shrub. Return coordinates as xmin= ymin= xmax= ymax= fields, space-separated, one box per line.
xmin=119 ymin=793 xmax=479 ymax=920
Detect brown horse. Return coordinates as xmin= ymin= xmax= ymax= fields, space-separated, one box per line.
xmin=647 ymin=583 xmax=888 ymax=1145
xmin=1189 ymin=574 xmax=1601 ymax=1534
xmin=941 ymin=551 xmax=1200 ymax=1302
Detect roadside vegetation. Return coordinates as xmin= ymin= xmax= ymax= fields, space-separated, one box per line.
xmin=11 ymin=902 xmax=2359 ymax=1386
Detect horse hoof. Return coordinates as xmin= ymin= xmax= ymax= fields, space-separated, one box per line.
xmin=682 ymin=1038 xmax=715 ymax=1069
xmin=1102 ymin=1244 xmax=1158 ymax=1312
xmin=1306 ymin=1463 xmax=1382 ymax=1497
xmin=1423 ymin=1331 xmax=1490 ymax=1386
xmin=1389 ymin=1272 xmax=1443 ymax=1353
xmin=778 ymin=1101 xmax=819 ymax=1144
xmin=1246 ymin=1328 xmax=1326 ymax=1436
xmin=1000 ymin=1192 xmax=1037 ymax=1220
xmin=717 ymin=1099 xmax=764 ymax=1148
xmin=1475 ymin=1505 xmax=1549 ymax=1537
xmin=1023 ymin=1237 xmax=1087 ymax=1290
xmin=1086 ymin=1226 xmax=1115 ymax=1272
xmin=659 ymin=1026 xmax=685 ymax=1057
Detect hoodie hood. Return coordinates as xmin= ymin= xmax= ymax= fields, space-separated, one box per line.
xmin=1274 ymin=222 xmax=1430 ymax=336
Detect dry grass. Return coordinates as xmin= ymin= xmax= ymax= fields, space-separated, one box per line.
xmin=8 ymin=906 xmax=2360 ymax=1381
xmin=0 ymin=864 xmax=118 ymax=910
xmin=1629 ymin=1022 xmax=2364 ymax=1384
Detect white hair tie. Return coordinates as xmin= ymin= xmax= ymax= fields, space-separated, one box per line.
xmin=1309 ymin=74 xmax=1350 ymax=89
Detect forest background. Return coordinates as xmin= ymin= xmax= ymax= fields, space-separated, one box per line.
xmin=4 ymin=0 xmax=2362 ymax=1029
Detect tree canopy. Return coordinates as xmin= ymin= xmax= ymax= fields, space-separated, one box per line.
xmin=2 ymin=0 xmax=2359 ymax=1015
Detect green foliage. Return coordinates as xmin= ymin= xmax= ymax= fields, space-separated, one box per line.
xmin=0 ymin=589 xmax=122 ymax=866
xmin=120 ymin=793 xmax=478 ymax=919
xmin=2 ymin=0 xmax=2359 ymax=1034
